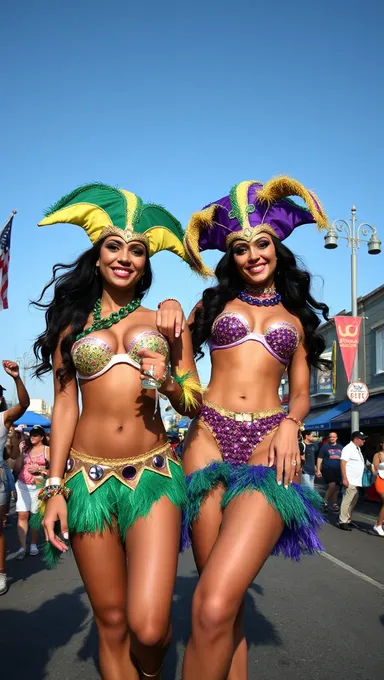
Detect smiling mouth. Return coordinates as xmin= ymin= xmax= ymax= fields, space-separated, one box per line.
xmin=246 ymin=263 xmax=267 ymax=274
xmin=111 ymin=267 xmax=133 ymax=278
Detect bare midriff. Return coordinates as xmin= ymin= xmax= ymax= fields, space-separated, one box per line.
xmin=72 ymin=364 xmax=167 ymax=460
xmin=205 ymin=341 xmax=285 ymax=414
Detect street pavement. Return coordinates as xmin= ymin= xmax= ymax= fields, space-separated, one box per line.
xmin=1 ymin=493 xmax=383 ymax=680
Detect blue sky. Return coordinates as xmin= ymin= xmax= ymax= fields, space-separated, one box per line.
xmin=1 ymin=0 xmax=383 ymax=404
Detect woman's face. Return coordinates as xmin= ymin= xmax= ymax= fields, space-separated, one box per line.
xmin=97 ymin=237 xmax=147 ymax=291
xmin=30 ymin=433 xmax=43 ymax=446
xmin=232 ymin=233 xmax=277 ymax=287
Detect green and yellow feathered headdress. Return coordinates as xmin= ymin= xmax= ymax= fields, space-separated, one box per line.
xmin=38 ymin=182 xmax=190 ymax=262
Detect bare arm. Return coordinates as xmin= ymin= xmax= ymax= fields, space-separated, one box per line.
xmin=340 ymin=459 xmax=348 ymax=487
xmin=316 ymin=455 xmax=323 ymax=476
xmin=2 ymin=361 xmax=30 ymax=429
xmin=48 ymin=340 xmax=79 ymax=479
xmin=269 ymin=341 xmax=310 ymax=486
xmin=161 ymin=323 xmax=202 ymax=418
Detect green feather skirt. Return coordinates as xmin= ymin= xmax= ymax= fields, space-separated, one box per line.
xmin=31 ymin=460 xmax=186 ymax=568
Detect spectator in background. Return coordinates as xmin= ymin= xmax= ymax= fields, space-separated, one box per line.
xmin=300 ymin=431 xmax=318 ymax=490
xmin=14 ymin=425 xmax=50 ymax=559
xmin=339 ymin=431 xmax=367 ymax=531
xmin=316 ymin=431 xmax=343 ymax=512
xmin=0 ymin=361 xmax=30 ymax=595
xmin=372 ymin=437 xmax=384 ymax=537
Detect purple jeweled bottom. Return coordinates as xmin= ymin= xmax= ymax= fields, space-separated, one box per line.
xmin=201 ymin=405 xmax=285 ymax=464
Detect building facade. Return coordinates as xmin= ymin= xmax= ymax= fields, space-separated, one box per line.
xmin=306 ymin=284 xmax=384 ymax=441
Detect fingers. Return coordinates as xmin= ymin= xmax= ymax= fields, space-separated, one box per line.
xmin=42 ymin=515 xmax=69 ymax=553
xmin=268 ymin=443 xmax=275 ymax=468
xmin=137 ymin=349 xmax=162 ymax=359
xmin=288 ymin=451 xmax=301 ymax=485
xmin=276 ymin=451 xmax=284 ymax=486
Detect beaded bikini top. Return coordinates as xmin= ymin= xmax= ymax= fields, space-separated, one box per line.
xmin=71 ymin=330 xmax=169 ymax=381
xmin=210 ymin=312 xmax=299 ymax=365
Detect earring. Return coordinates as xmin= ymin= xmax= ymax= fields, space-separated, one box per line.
xmin=95 ymin=266 xmax=99 ymax=276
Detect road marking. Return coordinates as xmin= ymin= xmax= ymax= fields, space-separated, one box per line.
xmin=320 ymin=551 xmax=384 ymax=592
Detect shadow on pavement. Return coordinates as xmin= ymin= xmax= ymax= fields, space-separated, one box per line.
xmin=165 ymin=573 xmax=282 ymax=679
xmin=0 ymin=586 xmax=90 ymax=679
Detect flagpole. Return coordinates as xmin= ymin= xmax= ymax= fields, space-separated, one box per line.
xmin=1 ymin=210 xmax=17 ymax=231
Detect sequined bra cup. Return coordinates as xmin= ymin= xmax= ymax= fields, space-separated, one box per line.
xmin=210 ymin=312 xmax=299 ymax=365
xmin=71 ymin=331 xmax=169 ymax=381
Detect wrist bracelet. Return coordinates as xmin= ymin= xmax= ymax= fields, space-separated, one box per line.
xmin=38 ymin=484 xmax=72 ymax=502
xmin=157 ymin=298 xmax=179 ymax=309
xmin=285 ymin=415 xmax=304 ymax=430
xmin=45 ymin=477 xmax=62 ymax=487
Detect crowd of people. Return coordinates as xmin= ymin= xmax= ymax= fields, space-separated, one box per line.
xmin=300 ymin=429 xmax=384 ymax=535
xmin=1 ymin=176 xmax=383 ymax=680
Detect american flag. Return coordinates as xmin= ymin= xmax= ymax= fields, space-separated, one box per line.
xmin=0 ymin=213 xmax=15 ymax=311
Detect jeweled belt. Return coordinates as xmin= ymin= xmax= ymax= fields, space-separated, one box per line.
xmin=202 ymin=398 xmax=284 ymax=423
xmin=64 ymin=442 xmax=179 ymax=493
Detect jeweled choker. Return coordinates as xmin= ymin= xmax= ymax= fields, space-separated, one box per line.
xmin=238 ymin=286 xmax=281 ymax=307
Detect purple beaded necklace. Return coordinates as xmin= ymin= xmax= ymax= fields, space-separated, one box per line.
xmin=238 ymin=285 xmax=281 ymax=307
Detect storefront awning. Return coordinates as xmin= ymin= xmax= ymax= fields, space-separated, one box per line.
xmin=332 ymin=394 xmax=384 ymax=427
xmin=305 ymin=400 xmax=351 ymax=430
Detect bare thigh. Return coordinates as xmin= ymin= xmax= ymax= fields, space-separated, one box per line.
xmin=125 ymin=495 xmax=181 ymax=639
xmin=196 ymin=489 xmax=284 ymax=614
xmin=71 ymin=524 xmax=127 ymax=624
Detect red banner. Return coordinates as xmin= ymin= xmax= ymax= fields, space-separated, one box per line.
xmin=335 ymin=316 xmax=362 ymax=382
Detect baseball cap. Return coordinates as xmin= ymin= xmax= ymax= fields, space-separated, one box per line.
xmin=351 ymin=431 xmax=368 ymax=440
xmin=30 ymin=425 xmax=46 ymax=437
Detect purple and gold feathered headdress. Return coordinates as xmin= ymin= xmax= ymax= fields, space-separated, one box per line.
xmin=184 ymin=176 xmax=328 ymax=276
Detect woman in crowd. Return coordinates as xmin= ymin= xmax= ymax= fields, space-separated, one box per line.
xmin=0 ymin=361 xmax=30 ymax=594
xmin=14 ymin=424 xmax=50 ymax=559
xmin=181 ymin=176 xmax=330 ymax=679
xmin=372 ymin=436 xmax=384 ymax=536
xmin=33 ymin=184 xmax=201 ymax=680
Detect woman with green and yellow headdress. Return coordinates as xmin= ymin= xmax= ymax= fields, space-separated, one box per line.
xmin=32 ymin=183 xmax=202 ymax=680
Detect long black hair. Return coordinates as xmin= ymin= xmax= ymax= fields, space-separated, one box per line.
xmin=33 ymin=240 xmax=152 ymax=389
xmin=191 ymin=236 xmax=330 ymax=369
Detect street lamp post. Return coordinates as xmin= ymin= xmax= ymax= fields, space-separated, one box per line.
xmin=324 ymin=207 xmax=381 ymax=433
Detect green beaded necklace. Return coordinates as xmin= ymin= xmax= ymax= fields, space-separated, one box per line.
xmin=76 ymin=297 xmax=142 ymax=341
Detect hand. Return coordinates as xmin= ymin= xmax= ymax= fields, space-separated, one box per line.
xmin=315 ymin=470 xmax=322 ymax=479
xmin=138 ymin=349 xmax=168 ymax=388
xmin=2 ymin=360 xmax=20 ymax=379
xmin=343 ymin=478 xmax=349 ymax=488
xmin=42 ymin=495 xmax=69 ymax=553
xmin=156 ymin=300 xmax=185 ymax=343
xmin=28 ymin=464 xmax=40 ymax=474
xmin=268 ymin=420 xmax=301 ymax=488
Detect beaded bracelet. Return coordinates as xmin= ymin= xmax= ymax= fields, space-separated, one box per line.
xmin=38 ymin=484 xmax=72 ymax=503
xmin=157 ymin=298 xmax=179 ymax=309
xmin=285 ymin=415 xmax=304 ymax=431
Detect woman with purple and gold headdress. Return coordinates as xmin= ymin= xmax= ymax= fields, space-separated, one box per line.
xmin=181 ymin=176 xmax=330 ymax=680
xmin=31 ymin=183 xmax=202 ymax=680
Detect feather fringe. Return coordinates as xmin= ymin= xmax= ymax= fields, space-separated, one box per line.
xmin=174 ymin=369 xmax=203 ymax=412
xmin=43 ymin=182 xmax=120 ymax=217
xmin=181 ymin=462 xmax=324 ymax=559
xmin=32 ymin=460 xmax=186 ymax=568
xmin=184 ymin=206 xmax=216 ymax=278
xmin=181 ymin=461 xmax=231 ymax=551
xmin=256 ymin=175 xmax=328 ymax=230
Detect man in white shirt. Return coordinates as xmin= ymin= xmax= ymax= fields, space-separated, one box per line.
xmin=339 ymin=431 xmax=367 ymax=531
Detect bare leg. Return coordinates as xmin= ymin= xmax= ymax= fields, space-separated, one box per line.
xmin=183 ymin=491 xmax=284 ymax=680
xmin=126 ymin=496 xmax=181 ymax=679
xmin=183 ymin=420 xmax=248 ymax=680
xmin=17 ymin=511 xmax=29 ymax=549
xmin=0 ymin=506 xmax=6 ymax=572
xmin=191 ymin=486 xmax=248 ymax=680
xmin=376 ymin=494 xmax=384 ymax=526
xmin=72 ymin=526 xmax=139 ymax=680
xmin=30 ymin=522 xmax=39 ymax=546
xmin=325 ymin=482 xmax=338 ymax=505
